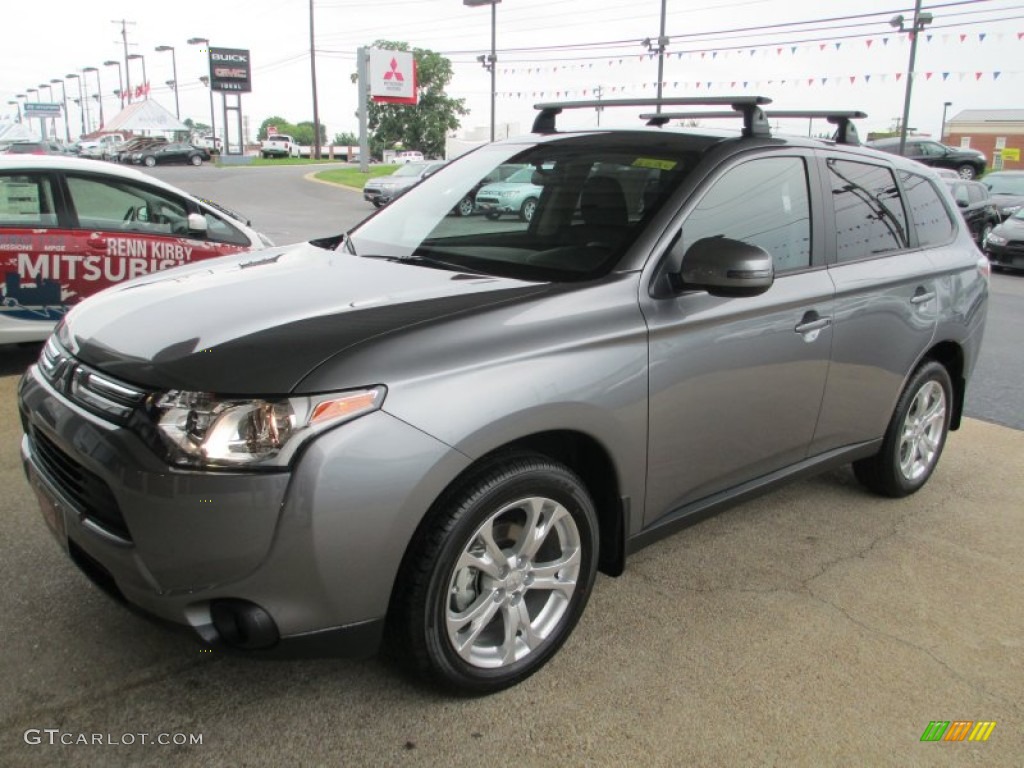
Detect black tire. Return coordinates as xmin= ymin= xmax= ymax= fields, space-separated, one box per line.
xmin=261 ymin=152 xmax=269 ymax=159
xmin=520 ymin=197 xmax=538 ymax=222
xmin=957 ymin=164 xmax=977 ymax=180
xmin=389 ymin=454 xmax=598 ymax=694
xmin=143 ymin=156 xmax=156 ymax=168
xmin=190 ymin=154 xmax=203 ymax=166
xmin=456 ymin=196 xmax=475 ymax=217
xmin=853 ymin=360 xmax=953 ymax=497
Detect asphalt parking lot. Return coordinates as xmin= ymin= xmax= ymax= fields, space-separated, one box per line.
xmin=1 ymin=165 xmax=1022 ymax=766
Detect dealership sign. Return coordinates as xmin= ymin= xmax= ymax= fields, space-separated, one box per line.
xmin=208 ymin=48 xmax=252 ymax=93
xmin=24 ymin=103 xmax=63 ymax=118
xmin=369 ymin=49 xmax=417 ymax=105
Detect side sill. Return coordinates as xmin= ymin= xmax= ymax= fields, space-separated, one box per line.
xmin=626 ymin=440 xmax=882 ymax=556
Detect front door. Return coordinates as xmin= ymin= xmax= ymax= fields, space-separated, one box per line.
xmin=641 ymin=154 xmax=833 ymax=525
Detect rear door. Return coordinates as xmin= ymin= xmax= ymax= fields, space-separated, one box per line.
xmin=0 ymin=170 xmax=71 ymax=338
xmin=641 ymin=150 xmax=834 ymax=522
xmin=809 ymin=154 xmax=939 ymax=454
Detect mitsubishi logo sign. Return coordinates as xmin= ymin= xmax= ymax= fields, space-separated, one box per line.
xmin=369 ymin=49 xmax=417 ymax=105
xmin=384 ymin=58 xmax=404 ymax=82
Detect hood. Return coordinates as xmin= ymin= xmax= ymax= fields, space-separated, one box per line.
xmin=60 ymin=241 xmax=545 ymax=394
xmin=992 ymin=216 xmax=1024 ymax=238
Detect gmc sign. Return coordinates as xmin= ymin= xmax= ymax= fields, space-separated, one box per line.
xmin=208 ymin=47 xmax=252 ymax=93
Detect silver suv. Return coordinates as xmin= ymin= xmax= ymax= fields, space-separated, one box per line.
xmin=18 ymin=97 xmax=989 ymax=694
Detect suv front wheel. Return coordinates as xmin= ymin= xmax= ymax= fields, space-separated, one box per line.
xmin=390 ymin=454 xmax=598 ymax=694
xmin=854 ymin=360 xmax=953 ymax=497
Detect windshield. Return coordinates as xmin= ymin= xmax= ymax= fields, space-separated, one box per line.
xmin=984 ymin=175 xmax=1024 ymax=195
xmin=348 ymin=136 xmax=704 ymax=281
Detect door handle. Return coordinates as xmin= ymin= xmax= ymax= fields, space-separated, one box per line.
xmin=794 ymin=316 xmax=832 ymax=334
xmin=910 ymin=288 xmax=935 ymax=305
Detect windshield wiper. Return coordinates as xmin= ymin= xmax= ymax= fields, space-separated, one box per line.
xmin=360 ymin=252 xmax=488 ymax=275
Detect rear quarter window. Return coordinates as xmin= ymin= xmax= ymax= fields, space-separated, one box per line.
xmin=827 ymin=159 xmax=908 ymax=262
xmin=899 ymin=171 xmax=955 ymax=248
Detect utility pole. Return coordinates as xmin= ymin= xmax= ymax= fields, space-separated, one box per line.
xmin=594 ymin=85 xmax=604 ymax=126
xmin=357 ymin=47 xmax=369 ymax=172
xmin=112 ymin=19 xmax=136 ymax=103
xmin=309 ymin=0 xmax=321 ymax=159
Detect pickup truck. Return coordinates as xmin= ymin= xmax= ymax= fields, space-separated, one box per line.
xmin=260 ymin=134 xmax=300 ymax=159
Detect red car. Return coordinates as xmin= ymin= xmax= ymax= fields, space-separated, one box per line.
xmin=0 ymin=155 xmax=270 ymax=343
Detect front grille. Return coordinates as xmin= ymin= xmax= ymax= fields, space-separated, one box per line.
xmin=31 ymin=429 xmax=131 ymax=541
xmin=38 ymin=338 xmax=148 ymax=424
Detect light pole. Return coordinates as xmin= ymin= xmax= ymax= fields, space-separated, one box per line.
xmin=83 ymin=67 xmax=104 ymax=128
xmin=642 ymin=0 xmax=670 ymax=112
xmin=127 ymin=54 xmax=148 ymax=99
xmin=189 ymin=38 xmax=214 ymax=144
xmin=199 ymin=75 xmax=216 ymax=145
xmin=891 ymin=1 xmax=934 ymax=156
xmin=26 ymin=88 xmax=41 ymax=139
xmin=39 ymin=83 xmax=56 ymax=138
xmin=940 ymin=101 xmax=952 ymax=142
xmin=104 ymin=61 xmax=124 ymax=108
xmin=66 ymin=73 xmax=87 ymax=136
xmin=51 ymin=79 xmax=70 ymax=141
xmin=155 ymin=45 xmax=179 ymax=118
xmin=464 ymin=0 xmax=499 ymax=142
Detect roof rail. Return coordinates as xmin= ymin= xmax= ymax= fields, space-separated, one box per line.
xmin=637 ymin=108 xmax=868 ymax=145
xmin=531 ymin=96 xmax=772 ymax=136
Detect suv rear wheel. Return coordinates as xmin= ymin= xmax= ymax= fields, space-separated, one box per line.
xmin=957 ymin=164 xmax=977 ymax=180
xmin=390 ymin=454 xmax=598 ymax=694
xmin=854 ymin=360 xmax=952 ymax=497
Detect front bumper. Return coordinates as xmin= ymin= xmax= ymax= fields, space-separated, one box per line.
xmin=985 ymin=243 xmax=1024 ymax=270
xmin=18 ymin=362 xmax=469 ymax=656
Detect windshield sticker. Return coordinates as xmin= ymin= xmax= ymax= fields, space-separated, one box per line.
xmin=633 ymin=158 xmax=677 ymax=171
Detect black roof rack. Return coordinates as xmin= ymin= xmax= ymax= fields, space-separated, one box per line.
xmin=637 ymin=109 xmax=867 ymax=145
xmin=532 ymin=96 xmax=772 ymax=137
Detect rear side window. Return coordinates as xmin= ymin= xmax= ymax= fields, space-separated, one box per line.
xmin=899 ymin=171 xmax=955 ymax=247
xmin=681 ymin=156 xmax=812 ymax=273
xmin=828 ymin=159 xmax=907 ymax=261
xmin=0 ymin=173 xmax=58 ymax=227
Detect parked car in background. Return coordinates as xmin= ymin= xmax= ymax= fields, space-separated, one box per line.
xmin=866 ymin=137 xmax=987 ymax=179
xmin=984 ymin=208 xmax=1024 ymax=272
xmin=0 ymin=155 xmax=271 ymax=344
xmin=946 ymin=180 xmax=1001 ymax=246
xmin=131 ymin=143 xmax=211 ymax=167
xmin=2 ymin=141 xmax=71 ymax=156
xmin=362 ymin=160 xmax=446 ymax=207
xmin=474 ymin=166 xmax=544 ymax=221
xmin=260 ymin=134 xmax=301 ymax=159
xmin=451 ymin=164 xmax=527 ymax=217
xmin=193 ymin=135 xmax=222 ymax=154
xmin=394 ymin=150 xmax=425 ymax=164
xmin=111 ymin=137 xmax=168 ymax=163
xmin=980 ymin=170 xmax=1024 ymax=220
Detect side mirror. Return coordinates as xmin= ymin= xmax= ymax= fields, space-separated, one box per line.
xmin=187 ymin=212 xmax=209 ymax=235
xmin=676 ymin=236 xmax=774 ymax=297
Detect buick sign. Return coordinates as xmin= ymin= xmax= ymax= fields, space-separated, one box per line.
xmin=209 ymin=47 xmax=252 ymax=93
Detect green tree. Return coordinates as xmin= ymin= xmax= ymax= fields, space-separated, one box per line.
xmin=258 ymin=116 xmax=293 ymax=141
xmin=352 ymin=41 xmax=467 ymax=158
xmin=294 ymin=121 xmax=328 ymax=146
xmin=333 ymin=131 xmax=358 ymax=146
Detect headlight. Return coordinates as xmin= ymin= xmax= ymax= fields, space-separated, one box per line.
xmin=151 ymin=386 xmax=385 ymax=468
xmin=985 ymin=232 xmax=1007 ymax=246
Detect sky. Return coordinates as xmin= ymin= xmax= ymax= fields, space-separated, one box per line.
xmin=2 ymin=0 xmax=1022 ymax=144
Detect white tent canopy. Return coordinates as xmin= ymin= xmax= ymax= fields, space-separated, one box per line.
xmin=0 ymin=120 xmax=36 ymax=143
xmin=101 ymin=100 xmax=188 ymax=133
